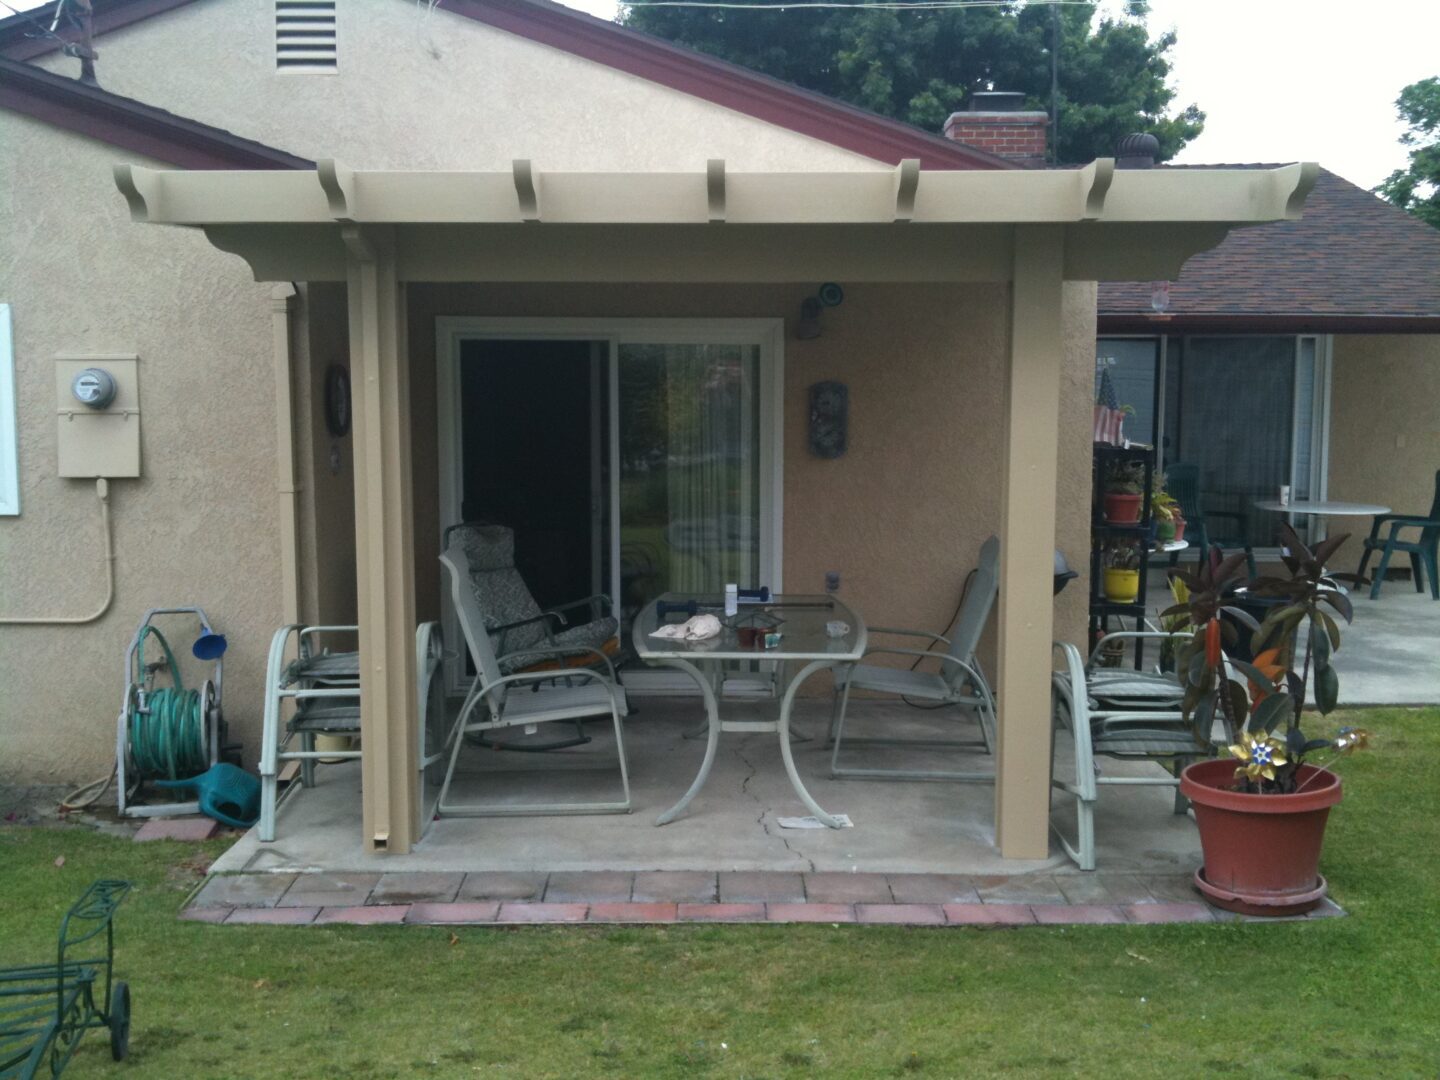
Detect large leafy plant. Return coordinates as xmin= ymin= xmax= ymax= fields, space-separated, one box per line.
xmin=1167 ymin=530 xmax=1371 ymax=795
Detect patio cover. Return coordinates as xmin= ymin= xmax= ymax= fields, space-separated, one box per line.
xmin=115 ymin=158 xmax=1316 ymax=857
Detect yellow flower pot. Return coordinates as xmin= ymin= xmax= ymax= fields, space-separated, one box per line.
xmin=315 ymin=733 xmax=355 ymax=764
xmin=1103 ymin=568 xmax=1140 ymax=603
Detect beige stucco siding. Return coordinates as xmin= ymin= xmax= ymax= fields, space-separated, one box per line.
xmin=1329 ymin=334 xmax=1440 ymax=521
xmin=404 ymin=282 xmax=1094 ymax=676
xmin=35 ymin=0 xmax=886 ymax=172
xmin=0 ymin=111 xmax=282 ymax=781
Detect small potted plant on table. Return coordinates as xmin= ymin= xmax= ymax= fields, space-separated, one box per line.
xmin=1102 ymin=460 xmax=1147 ymax=524
xmin=1101 ymin=539 xmax=1143 ymax=602
xmin=1169 ymin=528 xmax=1371 ymax=916
xmin=1153 ymin=484 xmax=1181 ymax=545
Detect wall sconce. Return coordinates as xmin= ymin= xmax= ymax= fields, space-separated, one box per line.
xmin=795 ymin=282 xmax=845 ymax=340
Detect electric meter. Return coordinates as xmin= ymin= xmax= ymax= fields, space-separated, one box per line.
xmin=71 ymin=368 xmax=118 ymax=410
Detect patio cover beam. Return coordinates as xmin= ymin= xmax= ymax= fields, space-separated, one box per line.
xmin=114 ymin=159 xmax=1315 ymax=228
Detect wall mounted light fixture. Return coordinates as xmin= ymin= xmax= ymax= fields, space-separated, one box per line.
xmin=795 ymin=282 xmax=845 ymax=340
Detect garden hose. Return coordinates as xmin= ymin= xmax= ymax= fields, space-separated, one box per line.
xmin=126 ymin=626 xmax=210 ymax=781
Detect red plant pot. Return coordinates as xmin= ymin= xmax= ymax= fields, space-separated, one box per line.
xmin=1172 ymin=514 xmax=1187 ymax=543
xmin=1180 ymin=759 xmax=1342 ymax=917
xmin=1103 ymin=492 xmax=1143 ymax=524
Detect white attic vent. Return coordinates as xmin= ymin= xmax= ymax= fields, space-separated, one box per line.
xmin=275 ymin=1 xmax=337 ymax=74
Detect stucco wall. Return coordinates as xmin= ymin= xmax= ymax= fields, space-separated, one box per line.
xmin=294 ymin=283 xmax=358 ymax=626
xmin=404 ymin=282 xmax=1094 ymax=677
xmin=0 ymin=111 xmax=282 ymax=781
xmin=35 ymin=0 xmax=885 ymax=173
xmin=1329 ymin=334 xmax=1440 ymax=525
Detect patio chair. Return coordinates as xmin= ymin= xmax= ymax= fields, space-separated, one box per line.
xmin=447 ymin=523 xmax=622 ymax=673
xmin=1166 ymin=462 xmax=1256 ymax=578
xmin=258 ymin=621 xmax=445 ymax=843
xmin=435 ymin=538 xmax=631 ymax=817
xmin=1050 ymin=631 xmax=1215 ymax=870
xmin=448 ymin=522 xmax=623 ymax=751
xmin=828 ymin=535 xmax=999 ymax=781
xmin=1355 ymin=469 xmax=1440 ymax=600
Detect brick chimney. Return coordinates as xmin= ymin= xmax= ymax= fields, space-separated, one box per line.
xmin=943 ymin=91 xmax=1049 ymax=168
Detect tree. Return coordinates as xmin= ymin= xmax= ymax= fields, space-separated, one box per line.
xmin=622 ymin=1 xmax=1203 ymax=164
xmin=1378 ymin=76 xmax=1440 ymax=230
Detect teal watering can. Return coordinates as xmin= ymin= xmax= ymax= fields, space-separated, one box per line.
xmin=154 ymin=763 xmax=260 ymax=829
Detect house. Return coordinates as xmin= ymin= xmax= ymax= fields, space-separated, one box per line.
xmin=0 ymin=0 xmax=1306 ymax=858
xmin=1096 ymin=164 xmax=1440 ymax=552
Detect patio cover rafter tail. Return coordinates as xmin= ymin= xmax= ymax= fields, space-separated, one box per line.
xmin=114 ymin=160 xmax=1315 ymax=857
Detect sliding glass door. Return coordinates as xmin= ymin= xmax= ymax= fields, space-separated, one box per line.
xmin=1096 ymin=334 xmax=1332 ymax=548
xmin=614 ymin=342 xmax=763 ymax=629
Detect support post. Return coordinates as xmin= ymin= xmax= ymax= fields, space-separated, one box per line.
xmin=345 ymin=226 xmax=420 ymax=854
xmin=996 ymin=225 xmax=1065 ymax=859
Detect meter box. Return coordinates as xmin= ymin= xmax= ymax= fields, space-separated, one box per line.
xmin=55 ymin=355 xmax=141 ymax=477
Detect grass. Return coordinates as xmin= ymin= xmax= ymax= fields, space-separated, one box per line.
xmin=3 ymin=708 xmax=1438 ymax=1079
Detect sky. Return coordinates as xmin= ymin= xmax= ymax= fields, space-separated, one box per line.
xmin=8 ymin=0 xmax=1437 ymax=188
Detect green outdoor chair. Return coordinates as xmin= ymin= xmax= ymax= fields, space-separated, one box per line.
xmin=1165 ymin=462 xmax=1256 ymax=578
xmin=1356 ymin=469 xmax=1440 ymax=600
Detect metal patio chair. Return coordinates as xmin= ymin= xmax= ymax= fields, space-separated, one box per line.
xmin=1050 ymin=631 xmax=1215 ymax=870
xmin=435 ymin=538 xmax=631 ymax=817
xmin=257 ymin=621 xmax=445 ymax=842
xmin=1166 ymin=462 xmax=1256 ymax=578
xmin=828 ymin=535 xmax=999 ymax=782
xmin=1356 ymin=469 xmax=1440 ymax=600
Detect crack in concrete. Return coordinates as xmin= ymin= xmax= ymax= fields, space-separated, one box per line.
xmin=734 ymin=739 xmax=814 ymax=872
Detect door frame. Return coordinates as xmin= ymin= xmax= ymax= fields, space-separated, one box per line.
xmin=435 ymin=316 xmax=786 ymax=695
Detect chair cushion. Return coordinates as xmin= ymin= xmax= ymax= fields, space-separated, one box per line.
xmin=503 ymin=619 xmax=621 ymax=674
xmin=1086 ymin=669 xmax=1185 ymax=705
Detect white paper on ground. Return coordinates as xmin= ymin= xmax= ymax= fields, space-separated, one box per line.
xmin=776 ymin=814 xmax=853 ymax=829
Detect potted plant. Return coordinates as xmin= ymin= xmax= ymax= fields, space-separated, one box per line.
xmin=1102 ymin=459 xmax=1146 ymax=524
xmin=1101 ymin=539 xmax=1142 ymax=602
xmin=1152 ymin=485 xmax=1180 ymax=544
xmin=1169 ymin=530 xmax=1371 ymax=916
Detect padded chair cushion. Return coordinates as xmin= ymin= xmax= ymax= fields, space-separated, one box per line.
xmin=1086 ymin=669 xmax=1185 ymax=705
xmin=504 ymin=618 xmax=621 ymax=673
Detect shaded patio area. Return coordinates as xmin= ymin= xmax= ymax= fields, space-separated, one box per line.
xmin=213 ymin=697 xmax=1201 ymax=878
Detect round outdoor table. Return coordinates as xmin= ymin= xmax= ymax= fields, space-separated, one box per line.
xmin=1253 ymin=499 xmax=1389 ymax=542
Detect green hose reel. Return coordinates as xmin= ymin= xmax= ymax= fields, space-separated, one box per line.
xmin=116 ymin=608 xmax=227 ymax=819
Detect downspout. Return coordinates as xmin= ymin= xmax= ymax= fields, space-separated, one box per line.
xmin=272 ymin=283 xmax=302 ymax=625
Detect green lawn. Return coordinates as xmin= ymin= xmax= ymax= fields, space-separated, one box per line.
xmin=4 ymin=708 xmax=1438 ymax=1079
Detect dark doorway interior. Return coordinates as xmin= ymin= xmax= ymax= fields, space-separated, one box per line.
xmin=458 ymin=339 xmax=605 ymax=611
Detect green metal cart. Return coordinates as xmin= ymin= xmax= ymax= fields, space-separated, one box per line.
xmin=0 ymin=881 xmax=132 ymax=1079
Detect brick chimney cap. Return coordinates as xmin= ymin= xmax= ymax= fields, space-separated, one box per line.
xmin=969 ymin=90 xmax=1027 ymax=112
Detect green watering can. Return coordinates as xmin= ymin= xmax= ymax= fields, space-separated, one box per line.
xmin=154 ymin=763 xmax=260 ymax=829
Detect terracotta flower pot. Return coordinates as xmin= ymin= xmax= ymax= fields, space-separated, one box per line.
xmin=1180 ymin=758 xmax=1342 ymax=917
xmin=1102 ymin=568 xmax=1140 ymax=603
xmin=1172 ymin=514 xmax=1187 ymax=543
xmin=1103 ymin=492 xmax=1143 ymax=524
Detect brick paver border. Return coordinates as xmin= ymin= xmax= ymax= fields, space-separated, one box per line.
xmin=186 ymin=869 xmax=1346 ymax=927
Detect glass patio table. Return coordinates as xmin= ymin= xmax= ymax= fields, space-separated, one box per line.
xmin=632 ymin=593 xmax=866 ymax=828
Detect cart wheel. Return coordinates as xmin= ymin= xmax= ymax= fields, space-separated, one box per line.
xmin=109 ymin=981 xmax=131 ymax=1061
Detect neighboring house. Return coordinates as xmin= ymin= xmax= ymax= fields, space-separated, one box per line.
xmin=0 ymin=0 xmax=1304 ymax=857
xmin=1096 ymin=166 xmax=1440 ymax=552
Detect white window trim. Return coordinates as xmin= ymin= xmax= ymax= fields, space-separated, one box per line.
xmin=0 ymin=304 xmax=18 ymax=515
xmin=434 ymin=316 xmax=785 ymax=696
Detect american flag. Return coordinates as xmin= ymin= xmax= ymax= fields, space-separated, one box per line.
xmin=1093 ymin=364 xmax=1125 ymax=445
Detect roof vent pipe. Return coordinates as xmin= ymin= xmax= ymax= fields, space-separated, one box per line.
xmin=1115 ymin=132 xmax=1159 ymax=170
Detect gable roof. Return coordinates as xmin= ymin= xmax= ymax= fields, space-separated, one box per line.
xmin=0 ymin=55 xmax=310 ymax=169
xmin=0 ymin=0 xmax=1013 ymax=172
xmin=1099 ymin=167 xmax=1440 ymax=333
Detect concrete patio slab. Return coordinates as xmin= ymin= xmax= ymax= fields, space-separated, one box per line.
xmin=457 ymin=871 xmax=547 ymax=901
xmin=631 ymin=870 xmax=716 ymax=903
xmin=192 ymin=873 xmax=295 ymax=908
xmin=370 ymin=872 xmax=464 ymax=904
xmin=545 ymin=870 xmax=633 ymax=903
xmin=719 ymin=871 xmax=805 ymax=903
xmin=210 ymin=699 xmax=1207 ymax=879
